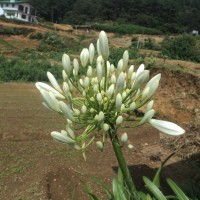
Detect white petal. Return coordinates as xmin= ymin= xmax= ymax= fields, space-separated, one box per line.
xmin=149 ymin=119 xmax=185 ymax=136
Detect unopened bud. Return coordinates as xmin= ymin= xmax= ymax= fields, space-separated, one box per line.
xmin=80 ymin=48 xmax=89 ymax=67
xmin=103 ymin=123 xmax=109 ymax=132
xmin=96 ymin=141 xmax=104 ymax=152
xmin=116 ymin=115 xmax=123 ymax=125
xmin=121 ymin=132 xmax=128 ymax=144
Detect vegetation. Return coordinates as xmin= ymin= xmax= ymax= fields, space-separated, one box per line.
xmin=0 ymin=55 xmax=62 ymax=82
xmin=31 ymin=0 xmax=200 ymax=33
xmin=91 ymin=23 xmax=162 ymax=35
xmin=161 ymin=35 xmax=200 ymax=62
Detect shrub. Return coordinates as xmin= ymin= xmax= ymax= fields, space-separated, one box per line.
xmin=42 ymin=32 xmax=66 ymax=48
xmin=92 ymin=23 xmax=162 ymax=35
xmin=0 ymin=25 xmax=33 ymax=35
xmin=0 ymin=56 xmax=62 ymax=82
xmin=161 ymin=35 xmax=200 ymax=62
xmin=29 ymin=32 xmax=44 ymax=40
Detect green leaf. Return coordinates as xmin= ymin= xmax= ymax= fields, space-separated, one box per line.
xmin=153 ymin=153 xmax=175 ymax=187
xmin=83 ymin=182 xmax=101 ymax=200
xmin=167 ymin=178 xmax=190 ymax=200
xmin=112 ymin=178 xmax=120 ymax=200
xmin=143 ymin=176 xmax=167 ymax=200
xmin=87 ymin=192 xmax=101 ymax=200
xmin=137 ymin=191 xmax=147 ymax=200
xmin=92 ymin=176 xmax=113 ymax=199
xmin=117 ymin=181 xmax=129 ymax=200
xmin=117 ymin=167 xmax=123 ymax=184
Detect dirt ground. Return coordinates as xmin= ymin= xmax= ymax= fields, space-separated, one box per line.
xmin=0 ymin=66 xmax=199 ymax=200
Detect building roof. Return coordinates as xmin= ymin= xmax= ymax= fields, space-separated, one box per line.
xmin=0 ymin=0 xmax=30 ymax=3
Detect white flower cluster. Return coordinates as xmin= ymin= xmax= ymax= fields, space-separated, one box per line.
xmin=35 ymin=31 xmax=185 ymax=152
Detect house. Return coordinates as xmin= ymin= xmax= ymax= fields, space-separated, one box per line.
xmin=192 ymin=30 xmax=198 ymax=36
xmin=0 ymin=0 xmax=36 ymax=22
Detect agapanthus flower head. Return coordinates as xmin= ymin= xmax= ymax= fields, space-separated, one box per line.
xmin=36 ymin=31 xmax=185 ymax=155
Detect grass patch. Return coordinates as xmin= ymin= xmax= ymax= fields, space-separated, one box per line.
xmin=0 ymin=38 xmax=17 ymax=50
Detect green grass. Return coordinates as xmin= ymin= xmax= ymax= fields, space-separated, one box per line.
xmin=0 ymin=38 xmax=17 ymax=50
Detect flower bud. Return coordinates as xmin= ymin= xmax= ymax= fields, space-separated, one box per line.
xmin=96 ymin=141 xmax=104 ymax=152
xmin=62 ymin=54 xmax=72 ymax=76
xmin=103 ymin=123 xmax=109 ymax=132
xmin=87 ymin=66 xmax=93 ymax=77
xmin=136 ymin=63 xmax=145 ymax=77
xmin=59 ymin=101 xmax=74 ymax=121
xmin=132 ymin=70 xmax=149 ymax=89
xmin=107 ymin=61 xmax=111 ymax=77
xmin=116 ymin=93 xmax=122 ymax=112
xmin=116 ymin=115 xmax=123 ymax=125
xmin=99 ymin=31 xmax=109 ymax=60
xmin=80 ymin=48 xmax=89 ymax=67
xmin=97 ymin=39 xmax=101 ymax=56
xmin=122 ymin=91 xmax=127 ymax=99
xmin=66 ymin=126 xmax=75 ymax=139
xmin=74 ymin=108 xmax=80 ymax=116
xmin=97 ymin=62 xmax=103 ymax=81
xmin=146 ymin=100 xmax=154 ymax=112
xmin=79 ymin=79 xmax=83 ymax=86
xmin=47 ymin=72 xmax=63 ymax=93
xmin=117 ymin=59 xmax=123 ymax=72
xmin=98 ymin=111 xmax=104 ymax=122
xmin=89 ymin=43 xmax=95 ymax=64
xmin=36 ymin=82 xmax=65 ymax=99
xmin=129 ymin=102 xmax=136 ymax=111
xmin=128 ymin=65 xmax=134 ymax=79
xmin=81 ymin=105 xmax=87 ymax=113
xmin=123 ymin=50 xmax=129 ymax=70
xmin=40 ymin=90 xmax=60 ymax=112
xmin=83 ymin=77 xmax=90 ymax=89
xmin=51 ymin=131 xmax=75 ymax=144
xmin=121 ymin=132 xmax=128 ymax=144
xmin=73 ymin=58 xmax=79 ymax=76
xmin=62 ymin=70 xmax=68 ymax=81
xmin=149 ymin=119 xmax=185 ymax=136
xmin=90 ymin=108 xmax=95 ymax=113
xmin=142 ymin=87 xmax=150 ymax=100
xmin=146 ymin=80 xmax=159 ymax=99
xmin=63 ymin=82 xmax=70 ymax=94
xmin=128 ymin=144 xmax=134 ymax=149
xmin=93 ymin=84 xmax=99 ymax=93
xmin=120 ymin=104 xmax=125 ymax=112
xmin=106 ymin=84 xmax=115 ymax=99
xmin=111 ymin=74 xmax=116 ymax=84
xmin=115 ymin=72 xmax=125 ymax=94
xmin=97 ymin=92 xmax=103 ymax=103
xmin=139 ymin=109 xmax=155 ymax=125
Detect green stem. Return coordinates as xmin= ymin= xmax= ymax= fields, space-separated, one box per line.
xmin=108 ymin=126 xmax=138 ymax=199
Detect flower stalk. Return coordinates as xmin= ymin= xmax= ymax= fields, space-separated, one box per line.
xmin=35 ymin=30 xmax=186 ymax=198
